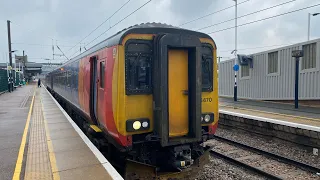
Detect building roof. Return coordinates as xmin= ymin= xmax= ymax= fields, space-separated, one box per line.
xmin=220 ymin=38 xmax=320 ymax=64
xmin=0 ymin=62 xmax=42 ymax=68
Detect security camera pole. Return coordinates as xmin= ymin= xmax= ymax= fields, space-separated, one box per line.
xmin=292 ymin=50 xmax=303 ymax=109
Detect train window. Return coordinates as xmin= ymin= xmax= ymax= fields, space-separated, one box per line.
xmin=100 ymin=61 xmax=105 ymax=88
xmin=66 ymin=71 xmax=71 ymax=87
xmin=127 ymin=43 xmax=151 ymax=52
xmin=202 ymin=44 xmax=213 ymax=92
xmin=65 ymin=71 xmax=68 ymax=86
xmin=125 ymin=40 xmax=153 ymax=95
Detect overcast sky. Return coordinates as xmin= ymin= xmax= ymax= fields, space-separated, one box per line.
xmin=0 ymin=0 xmax=319 ymax=63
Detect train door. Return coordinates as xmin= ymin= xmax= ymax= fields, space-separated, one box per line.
xmin=89 ymin=56 xmax=98 ymax=124
xmin=153 ymin=34 xmax=202 ymax=147
xmin=168 ymin=49 xmax=189 ymax=137
xmin=96 ymin=59 xmax=105 ymax=126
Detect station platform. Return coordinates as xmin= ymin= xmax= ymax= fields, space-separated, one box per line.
xmin=0 ymin=85 xmax=34 ymax=180
xmin=219 ymin=97 xmax=320 ymax=129
xmin=0 ymin=85 xmax=122 ymax=180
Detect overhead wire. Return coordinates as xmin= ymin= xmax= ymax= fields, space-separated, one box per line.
xmin=83 ymin=0 xmax=152 ymax=51
xmin=68 ymin=49 xmax=80 ymax=58
xmin=178 ymin=0 xmax=250 ymax=27
xmin=56 ymin=45 xmax=70 ymax=61
xmin=27 ymin=58 xmax=66 ymax=61
xmin=11 ymin=43 xmax=76 ymax=47
xmin=66 ymin=0 xmax=132 ymax=54
xmin=196 ymin=0 xmax=297 ymax=31
xmin=207 ymin=3 xmax=320 ymax=34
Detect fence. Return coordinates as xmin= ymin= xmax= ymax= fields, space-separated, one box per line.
xmin=12 ymin=70 xmax=22 ymax=86
xmin=0 ymin=69 xmax=8 ymax=93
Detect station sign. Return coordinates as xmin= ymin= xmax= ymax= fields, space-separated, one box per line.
xmin=233 ymin=64 xmax=239 ymax=71
xmin=292 ymin=50 xmax=303 ymax=58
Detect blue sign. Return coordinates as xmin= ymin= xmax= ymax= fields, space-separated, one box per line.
xmin=233 ymin=64 xmax=239 ymax=71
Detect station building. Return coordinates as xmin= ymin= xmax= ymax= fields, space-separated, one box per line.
xmin=218 ymin=38 xmax=320 ymax=101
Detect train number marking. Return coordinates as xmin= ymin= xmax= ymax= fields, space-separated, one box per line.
xmin=202 ymin=98 xmax=212 ymax=102
xmin=113 ymin=48 xmax=117 ymax=58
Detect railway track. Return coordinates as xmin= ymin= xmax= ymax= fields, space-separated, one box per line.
xmin=209 ymin=135 xmax=320 ymax=180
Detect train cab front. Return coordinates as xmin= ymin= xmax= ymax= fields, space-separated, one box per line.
xmin=121 ymin=32 xmax=218 ymax=177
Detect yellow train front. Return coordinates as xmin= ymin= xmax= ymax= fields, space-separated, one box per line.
xmin=46 ymin=23 xmax=218 ymax=178
xmin=112 ymin=23 xmax=218 ymax=177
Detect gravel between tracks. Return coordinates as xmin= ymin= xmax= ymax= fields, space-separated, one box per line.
xmin=214 ymin=128 xmax=320 ymax=169
xmin=193 ymin=155 xmax=267 ymax=180
xmin=194 ymin=127 xmax=320 ymax=180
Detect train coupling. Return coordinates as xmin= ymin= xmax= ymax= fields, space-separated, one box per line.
xmin=124 ymin=145 xmax=211 ymax=180
xmin=170 ymin=145 xmax=194 ymax=169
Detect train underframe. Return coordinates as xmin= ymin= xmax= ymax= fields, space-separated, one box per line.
xmin=48 ymin=88 xmax=212 ymax=179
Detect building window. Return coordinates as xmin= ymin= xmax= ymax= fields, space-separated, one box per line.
xmin=241 ymin=65 xmax=249 ymax=78
xmin=302 ymin=43 xmax=317 ymax=70
xmin=100 ymin=61 xmax=105 ymax=88
xmin=268 ymin=51 xmax=278 ymax=74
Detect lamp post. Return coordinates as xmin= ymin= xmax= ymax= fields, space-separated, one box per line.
xmin=8 ymin=50 xmax=18 ymax=92
xmin=22 ymin=50 xmax=25 ymax=81
xmin=233 ymin=0 xmax=238 ymax=102
xmin=292 ymin=50 xmax=303 ymax=109
xmin=308 ymin=13 xmax=320 ymax=41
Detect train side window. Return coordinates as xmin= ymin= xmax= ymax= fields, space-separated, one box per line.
xmin=202 ymin=44 xmax=213 ymax=92
xmin=65 ymin=71 xmax=68 ymax=86
xmin=125 ymin=40 xmax=153 ymax=95
xmin=100 ymin=61 xmax=105 ymax=88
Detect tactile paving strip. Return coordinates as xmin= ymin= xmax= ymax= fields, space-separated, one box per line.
xmin=24 ymin=93 xmax=53 ymax=180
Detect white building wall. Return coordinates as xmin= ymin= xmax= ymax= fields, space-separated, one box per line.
xmin=218 ymin=38 xmax=320 ymax=100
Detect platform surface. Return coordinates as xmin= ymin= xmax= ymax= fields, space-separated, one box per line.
xmin=219 ymin=97 xmax=320 ymax=128
xmin=0 ymin=85 xmax=122 ymax=180
xmin=0 ymin=85 xmax=34 ymax=180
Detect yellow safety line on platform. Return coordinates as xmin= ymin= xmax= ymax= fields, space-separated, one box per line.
xmin=12 ymin=88 xmax=35 ymax=180
xmin=220 ymin=104 xmax=320 ymax=122
xmin=41 ymin=95 xmax=61 ymax=180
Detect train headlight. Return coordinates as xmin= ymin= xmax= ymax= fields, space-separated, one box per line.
xmin=126 ymin=118 xmax=150 ymax=132
xmin=204 ymin=115 xmax=210 ymax=122
xmin=133 ymin=121 xmax=141 ymax=130
xmin=201 ymin=113 xmax=214 ymax=124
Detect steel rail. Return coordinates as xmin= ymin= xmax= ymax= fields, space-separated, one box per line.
xmin=210 ymin=150 xmax=282 ymax=180
xmin=212 ymin=135 xmax=320 ymax=174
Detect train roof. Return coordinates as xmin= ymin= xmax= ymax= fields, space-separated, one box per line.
xmin=107 ymin=22 xmax=213 ymax=45
xmin=53 ymin=23 xmax=215 ymax=72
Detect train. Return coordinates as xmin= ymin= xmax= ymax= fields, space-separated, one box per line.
xmin=44 ymin=23 xmax=218 ymax=178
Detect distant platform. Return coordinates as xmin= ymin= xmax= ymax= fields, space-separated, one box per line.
xmin=219 ymin=97 xmax=320 ymax=130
